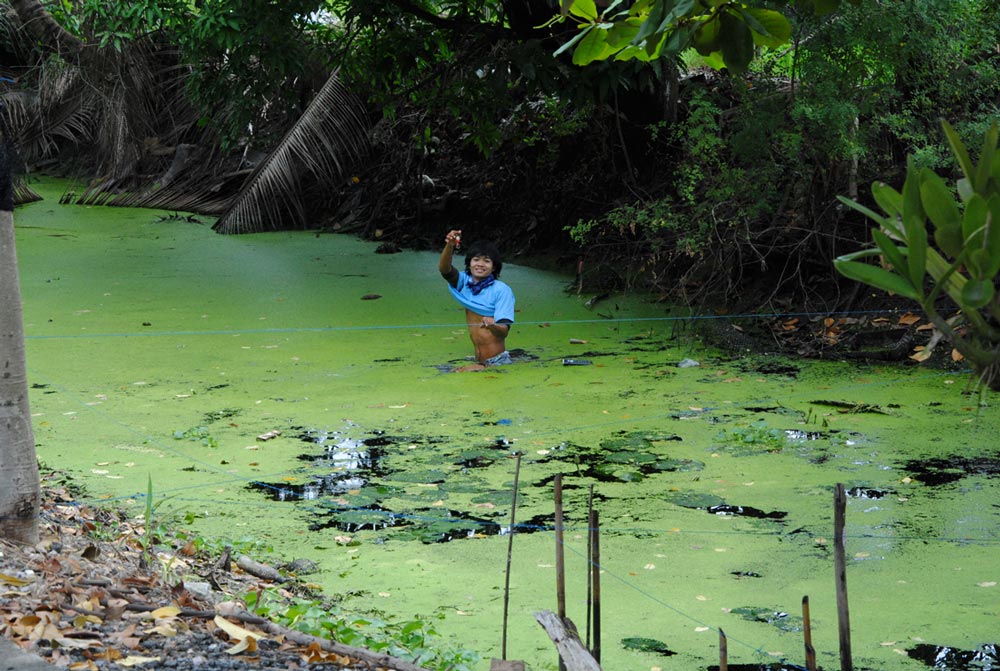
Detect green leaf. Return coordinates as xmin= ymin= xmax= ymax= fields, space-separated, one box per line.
xmin=569 ymin=0 xmax=599 ymax=21
xmin=634 ymin=0 xmax=665 ymax=42
xmin=692 ymin=16 xmax=720 ymax=56
xmin=963 ymin=193 xmax=989 ymax=250
xmin=573 ymin=26 xmax=615 ymax=65
xmin=871 ymin=228 xmax=908 ymax=275
xmin=834 ymin=259 xmax=921 ymax=300
xmin=553 ymin=23 xmax=593 ymax=58
xmin=656 ymin=0 xmax=696 ymax=35
xmin=901 ymin=213 xmax=927 ymax=289
xmin=983 ymin=196 xmax=1000 ymax=277
xmin=719 ymin=11 xmax=754 ymax=73
xmin=942 ymin=120 xmax=976 ymax=186
xmin=871 ymin=182 xmax=902 ymax=219
xmin=741 ymin=8 xmax=791 ymax=48
xmin=973 ymin=121 xmax=998 ymax=193
xmin=920 ymin=169 xmax=962 ymax=248
xmin=960 ymin=278 xmax=995 ymax=309
xmin=605 ymin=20 xmax=641 ymax=49
xmin=902 ymin=158 xmax=925 ymax=223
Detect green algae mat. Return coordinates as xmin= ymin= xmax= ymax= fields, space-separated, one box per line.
xmin=14 ymin=176 xmax=1000 ymax=671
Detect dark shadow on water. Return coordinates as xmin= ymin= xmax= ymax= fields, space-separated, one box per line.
xmin=908 ymin=643 xmax=999 ymax=670
xmin=901 ymin=453 xmax=1000 ymax=486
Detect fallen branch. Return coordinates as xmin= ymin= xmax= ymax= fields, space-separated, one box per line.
xmin=534 ymin=610 xmax=601 ymax=671
xmin=236 ymin=555 xmax=287 ymax=582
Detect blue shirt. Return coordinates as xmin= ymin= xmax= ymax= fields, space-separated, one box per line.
xmin=447 ymin=271 xmax=515 ymax=323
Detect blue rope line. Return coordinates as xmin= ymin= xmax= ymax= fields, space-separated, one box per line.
xmin=22 ymin=307 xmax=914 ymax=341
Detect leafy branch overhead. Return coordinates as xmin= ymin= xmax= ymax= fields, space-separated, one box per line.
xmin=550 ymin=0 xmax=860 ymax=71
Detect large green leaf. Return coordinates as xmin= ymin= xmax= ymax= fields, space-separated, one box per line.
xmin=961 ymin=278 xmax=995 ymax=309
xmin=741 ymin=8 xmax=791 ymax=48
xmin=871 ymin=182 xmax=902 ymax=220
xmin=973 ymin=121 xmax=998 ymax=194
xmin=569 ymin=0 xmax=599 ymax=21
xmin=871 ymin=228 xmax=908 ymax=277
xmin=901 ymin=213 xmax=927 ymax=289
xmin=692 ymin=15 xmax=720 ymax=56
xmin=920 ymin=169 xmax=962 ymax=256
xmin=834 ymin=259 xmax=921 ymax=300
xmin=573 ymin=26 xmax=615 ymax=65
xmin=942 ymin=120 xmax=976 ymax=186
xmin=719 ymin=11 xmax=754 ymax=73
xmin=963 ymin=194 xmax=989 ymax=250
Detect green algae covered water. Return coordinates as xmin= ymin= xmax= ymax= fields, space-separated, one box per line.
xmin=14 ymin=176 xmax=1000 ymax=671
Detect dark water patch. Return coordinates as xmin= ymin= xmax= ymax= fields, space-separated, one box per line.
xmin=737 ymin=360 xmax=801 ymax=378
xmin=908 ymin=643 xmax=999 ymax=670
xmin=392 ymin=510 xmax=550 ymax=543
xmin=307 ymin=504 xmax=411 ymax=533
xmin=901 ymin=454 xmax=1000 ymax=486
xmin=810 ymin=399 xmax=888 ymax=414
xmin=730 ymin=606 xmax=802 ymax=632
xmin=456 ymin=454 xmax=495 ymax=469
xmin=202 ymin=407 xmax=241 ymax=423
xmin=621 ymin=637 xmax=676 ymax=656
xmin=846 ymin=486 xmax=893 ymax=499
xmin=667 ymin=492 xmax=787 ymax=520
xmin=708 ymin=504 xmax=787 ymax=520
xmin=707 ymin=665 xmax=816 ymax=671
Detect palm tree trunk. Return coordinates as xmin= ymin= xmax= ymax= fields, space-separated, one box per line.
xmin=7 ymin=0 xmax=85 ymax=59
xmin=0 ymin=143 xmax=40 ymax=544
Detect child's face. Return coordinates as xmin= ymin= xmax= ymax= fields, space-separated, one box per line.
xmin=468 ymin=255 xmax=495 ymax=279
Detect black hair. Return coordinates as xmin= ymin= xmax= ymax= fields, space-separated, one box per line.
xmin=464 ymin=241 xmax=503 ymax=278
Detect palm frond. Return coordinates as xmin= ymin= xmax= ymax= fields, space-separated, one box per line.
xmin=213 ymin=71 xmax=370 ymax=234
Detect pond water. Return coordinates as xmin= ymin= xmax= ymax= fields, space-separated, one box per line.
xmin=15 ymin=176 xmax=1000 ymax=671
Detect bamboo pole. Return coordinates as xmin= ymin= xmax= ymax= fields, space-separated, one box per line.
xmin=803 ymin=595 xmax=816 ymax=671
xmin=834 ymin=483 xmax=853 ymax=671
xmin=555 ymin=474 xmax=566 ymax=671
xmin=589 ymin=508 xmax=601 ymax=665
xmin=501 ymin=453 xmax=522 ymax=660
xmin=585 ymin=484 xmax=594 ymax=649
xmin=719 ymin=628 xmax=728 ymax=671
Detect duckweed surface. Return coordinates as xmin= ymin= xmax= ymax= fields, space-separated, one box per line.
xmin=16 ymin=177 xmax=1000 ymax=671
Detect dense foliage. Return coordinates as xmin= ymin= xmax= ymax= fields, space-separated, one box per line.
xmin=2 ymin=0 xmax=999 ymax=308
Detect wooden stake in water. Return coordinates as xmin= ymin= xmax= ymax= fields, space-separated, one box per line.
xmin=554 ymin=474 xmax=566 ymax=671
xmin=589 ymin=508 xmax=601 ymax=665
xmin=585 ymin=484 xmax=594 ymax=649
xmin=501 ymin=453 xmax=522 ymax=660
xmin=719 ymin=628 xmax=728 ymax=671
xmin=803 ymin=595 xmax=816 ymax=671
xmin=834 ymin=483 xmax=853 ymax=671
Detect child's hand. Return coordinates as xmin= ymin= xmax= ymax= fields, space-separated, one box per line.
xmin=445 ymin=230 xmax=462 ymax=248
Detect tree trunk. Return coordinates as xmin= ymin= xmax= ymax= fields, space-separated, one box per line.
xmin=0 ymin=142 xmax=40 ymax=545
xmin=7 ymin=0 xmax=85 ymax=60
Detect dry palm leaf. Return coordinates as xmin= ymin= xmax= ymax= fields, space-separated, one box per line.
xmin=213 ymin=71 xmax=370 ymax=234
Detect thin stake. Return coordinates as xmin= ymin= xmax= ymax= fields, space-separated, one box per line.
xmin=500 ymin=453 xmax=522 ymax=660
xmin=834 ymin=483 xmax=853 ymax=671
xmin=585 ymin=483 xmax=594 ymax=649
xmin=589 ymin=508 xmax=601 ymax=665
xmin=803 ymin=595 xmax=816 ymax=671
xmin=719 ymin=628 xmax=728 ymax=671
xmin=554 ymin=474 xmax=566 ymax=671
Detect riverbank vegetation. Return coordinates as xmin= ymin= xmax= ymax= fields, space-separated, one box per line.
xmin=1 ymin=1 xmax=995 ymax=308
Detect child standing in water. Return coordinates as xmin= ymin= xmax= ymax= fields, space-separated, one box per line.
xmin=438 ymin=229 xmax=515 ymax=371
